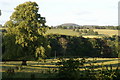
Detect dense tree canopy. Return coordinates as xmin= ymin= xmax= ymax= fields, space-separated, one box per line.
xmin=47 ymin=34 xmax=119 ymax=58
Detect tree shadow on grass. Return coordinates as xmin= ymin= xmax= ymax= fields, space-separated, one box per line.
xmin=2 ymin=72 xmax=56 ymax=79
xmin=81 ymin=63 xmax=120 ymax=69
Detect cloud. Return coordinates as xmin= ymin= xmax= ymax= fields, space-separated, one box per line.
xmin=76 ymin=11 xmax=91 ymax=15
xmin=0 ymin=0 xmax=119 ymax=26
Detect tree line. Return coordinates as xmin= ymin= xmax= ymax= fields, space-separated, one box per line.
xmin=73 ymin=29 xmax=99 ymax=35
xmin=2 ymin=33 xmax=120 ymax=60
xmin=47 ymin=34 xmax=119 ymax=58
xmin=51 ymin=25 xmax=120 ymax=30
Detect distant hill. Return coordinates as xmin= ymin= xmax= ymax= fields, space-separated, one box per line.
xmin=55 ymin=23 xmax=80 ymax=27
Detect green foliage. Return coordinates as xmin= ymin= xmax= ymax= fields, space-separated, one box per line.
xmin=83 ymin=29 xmax=87 ymax=33
xmin=76 ymin=29 xmax=79 ymax=32
xmin=94 ymin=31 xmax=98 ymax=35
xmin=89 ymin=38 xmax=114 ymax=57
xmin=73 ymin=29 xmax=75 ymax=31
xmin=55 ymin=25 xmax=118 ymax=30
xmin=47 ymin=34 xmax=117 ymax=58
xmin=47 ymin=34 xmax=64 ymax=57
xmin=80 ymin=29 xmax=99 ymax=35
xmin=66 ymin=36 xmax=93 ymax=57
xmin=35 ymin=46 xmax=46 ymax=58
xmin=2 ymin=34 xmax=24 ymax=59
xmin=56 ymin=58 xmax=82 ymax=80
xmin=3 ymin=1 xmax=50 ymax=60
xmin=58 ymin=37 xmax=68 ymax=56
xmin=56 ymin=58 xmax=120 ymax=80
xmin=5 ymin=68 xmax=15 ymax=78
xmin=103 ymin=35 xmax=120 ymax=57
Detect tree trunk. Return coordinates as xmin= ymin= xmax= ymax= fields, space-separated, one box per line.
xmin=21 ymin=60 xmax=27 ymax=66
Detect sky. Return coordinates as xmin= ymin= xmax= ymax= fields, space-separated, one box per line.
xmin=0 ymin=0 xmax=119 ymax=26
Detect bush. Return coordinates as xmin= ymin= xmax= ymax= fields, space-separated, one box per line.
xmin=55 ymin=58 xmax=120 ymax=80
xmin=56 ymin=58 xmax=86 ymax=79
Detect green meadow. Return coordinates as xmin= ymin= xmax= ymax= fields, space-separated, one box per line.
xmin=1 ymin=58 xmax=119 ymax=78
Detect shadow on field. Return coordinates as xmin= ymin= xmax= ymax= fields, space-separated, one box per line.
xmin=82 ymin=63 xmax=119 ymax=69
xmin=2 ymin=72 xmax=56 ymax=79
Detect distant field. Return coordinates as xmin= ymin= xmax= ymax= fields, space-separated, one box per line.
xmin=93 ymin=29 xmax=119 ymax=36
xmin=46 ymin=29 xmax=119 ymax=38
xmin=46 ymin=29 xmax=79 ymax=36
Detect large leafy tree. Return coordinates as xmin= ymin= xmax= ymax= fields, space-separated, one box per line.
xmin=3 ymin=1 xmax=51 ymax=60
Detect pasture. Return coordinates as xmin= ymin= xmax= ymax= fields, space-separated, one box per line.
xmin=1 ymin=58 xmax=120 ymax=78
xmin=46 ymin=29 xmax=119 ymax=38
xmin=46 ymin=29 xmax=80 ymax=36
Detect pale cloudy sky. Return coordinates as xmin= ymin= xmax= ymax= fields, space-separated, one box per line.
xmin=0 ymin=0 xmax=119 ymax=26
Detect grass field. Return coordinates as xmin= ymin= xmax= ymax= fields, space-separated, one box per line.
xmin=46 ymin=29 xmax=80 ymax=36
xmin=1 ymin=58 xmax=120 ymax=78
xmin=46 ymin=29 xmax=119 ymax=38
xmin=94 ymin=29 xmax=119 ymax=36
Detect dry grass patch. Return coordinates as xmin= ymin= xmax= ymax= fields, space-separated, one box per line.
xmin=93 ymin=29 xmax=119 ymax=36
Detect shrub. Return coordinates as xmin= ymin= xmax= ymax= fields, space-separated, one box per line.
xmin=55 ymin=58 xmax=120 ymax=80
